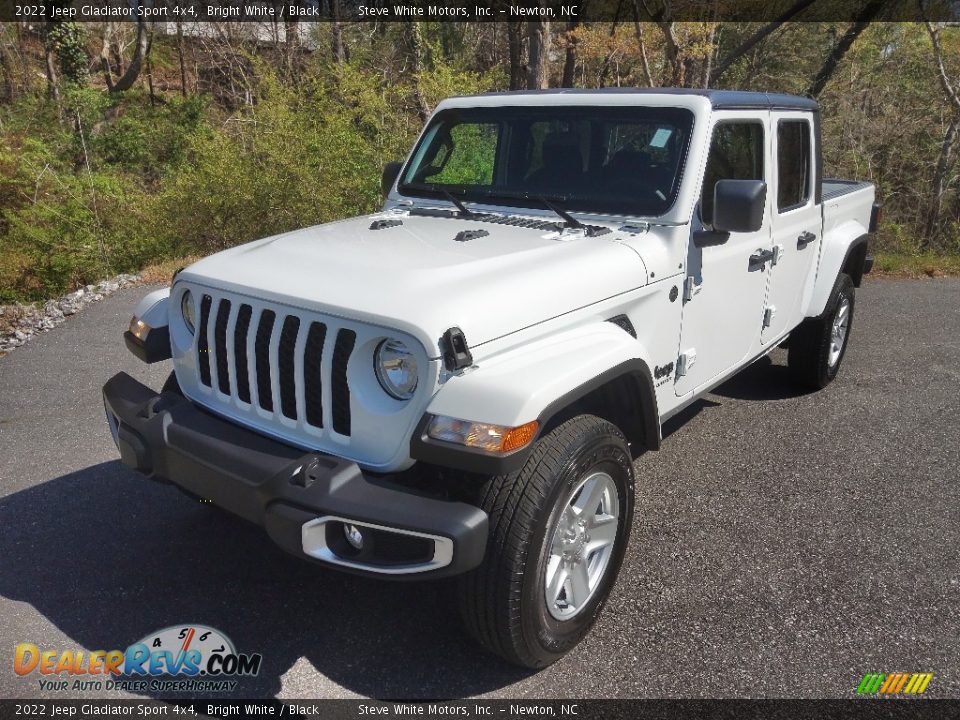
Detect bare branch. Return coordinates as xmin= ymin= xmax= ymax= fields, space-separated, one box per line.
xmin=926 ymin=21 xmax=960 ymax=114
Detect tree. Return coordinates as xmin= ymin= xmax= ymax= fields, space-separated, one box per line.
xmin=407 ymin=22 xmax=430 ymax=122
xmin=709 ymin=0 xmax=817 ymax=85
xmin=924 ymin=21 xmax=960 ymax=245
xmin=560 ymin=20 xmax=581 ymax=88
xmin=526 ymin=20 xmax=551 ymax=90
xmin=806 ymin=0 xmax=885 ymax=97
xmin=330 ymin=0 xmax=347 ymax=64
xmin=508 ymin=22 xmax=525 ymax=90
xmin=99 ymin=17 xmax=150 ymax=94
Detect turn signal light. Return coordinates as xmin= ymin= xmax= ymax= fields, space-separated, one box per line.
xmin=427 ymin=416 xmax=539 ymax=454
xmin=500 ymin=421 xmax=539 ymax=452
xmin=128 ymin=317 xmax=151 ymax=342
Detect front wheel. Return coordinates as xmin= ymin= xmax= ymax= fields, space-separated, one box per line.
xmin=456 ymin=415 xmax=635 ymax=668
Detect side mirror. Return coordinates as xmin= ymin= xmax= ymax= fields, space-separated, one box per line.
xmin=713 ymin=179 xmax=767 ymax=234
xmin=381 ymin=161 xmax=403 ymax=197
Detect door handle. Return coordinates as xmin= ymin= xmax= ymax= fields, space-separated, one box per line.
xmin=748 ymin=248 xmax=775 ymax=271
xmin=797 ymin=231 xmax=817 ymax=249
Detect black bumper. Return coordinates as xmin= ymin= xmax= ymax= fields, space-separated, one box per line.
xmin=102 ymin=372 xmax=488 ymax=579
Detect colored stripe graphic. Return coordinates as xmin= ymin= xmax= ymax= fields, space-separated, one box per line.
xmin=857 ymin=674 xmax=885 ymax=694
xmin=857 ymin=672 xmax=933 ymax=695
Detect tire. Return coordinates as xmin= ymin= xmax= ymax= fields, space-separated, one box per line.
xmin=788 ymin=273 xmax=855 ymax=390
xmin=456 ymin=415 xmax=635 ymax=668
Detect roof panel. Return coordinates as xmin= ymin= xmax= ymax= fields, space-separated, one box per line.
xmin=461 ymin=87 xmax=818 ymax=112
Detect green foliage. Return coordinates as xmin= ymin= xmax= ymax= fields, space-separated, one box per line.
xmin=47 ymin=22 xmax=89 ymax=87
xmin=0 ymin=21 xmax=956 ymax=301
xmin=0 ymin=48 xmax=496 ymax=301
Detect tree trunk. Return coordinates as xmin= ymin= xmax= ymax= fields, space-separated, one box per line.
xmin=174 ymin=20 xmax=187 ymax=96
xmin=924 ymin=119 xmax=958 ymax=247
xmin=806 ymin=0 xmax=884 ymax=98
xmin=709 ymin=0 xmax=817 ymax=85
xmin=108 ymin=17 xmax=149 ymax=93
xmin=0 ymin=23 xmax=16 ymax=102
xmin=560 ymin=20 xmax=579 ymax=88
xmin=43 ymin=23 xmax=60 ymax=104
xmin=657 ymin=21 xmax=684 ymax=86
xmin=331 ymin=0 xmax=347 ymax=63
xmin=526 ymin=20 xmax=550 ymax=90
xmin=407 ymin=22 xmax=430 ymax=122
xmin=598 ymin=2 xmax=624 ymax=88
xmin=99 ymin=22 xmax=115 ymax=92
xmin=145 ymin=23 xmax=156 ymax=105
xmin=508 ymin=21 xmax=525 ymax=90
xmin=632 ymin=19 xmax=653 ymax=86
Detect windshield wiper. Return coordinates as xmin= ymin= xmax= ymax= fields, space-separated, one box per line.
xmin=537 ymin=195 xmax=587 ymax=232
xmin=442 ymin=189 xmax=478 ymax=219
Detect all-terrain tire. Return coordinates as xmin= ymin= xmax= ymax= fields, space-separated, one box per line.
xmin=788 ymin=273 xmax=856 ymax=390
xmin=456 ymin=415 xmax=635 ymax=668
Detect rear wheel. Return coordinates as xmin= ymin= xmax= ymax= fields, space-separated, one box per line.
xmin=788 ymin=273 xmax=855 ymax=390
xmin=456 ymin=415 xmax=635 ymax=668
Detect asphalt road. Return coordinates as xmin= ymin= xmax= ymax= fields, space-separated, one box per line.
xmin=1 ymin=279 xmax=957 ymax=701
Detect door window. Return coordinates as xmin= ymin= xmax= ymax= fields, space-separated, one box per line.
xmin=700 ymin=122 xmax=764 ymax=226
xmin=776 ymin=120 xmax=812 ymax=211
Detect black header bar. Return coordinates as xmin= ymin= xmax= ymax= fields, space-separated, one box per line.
xmin=2 ymin=0 xmax=958 ymax=23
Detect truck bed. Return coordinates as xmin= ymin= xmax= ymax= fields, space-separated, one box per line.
xmin=823 ymin=178 xmax=872 ymax=202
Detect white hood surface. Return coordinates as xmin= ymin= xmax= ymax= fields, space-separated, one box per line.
xmin=180 ymin=213 xmax=648 ymax=356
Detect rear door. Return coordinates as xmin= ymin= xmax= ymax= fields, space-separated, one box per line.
xmin=762 ymin=112 xmax=822 ymax=342
xmin=675 ymin=113 xmax=772 ymax=395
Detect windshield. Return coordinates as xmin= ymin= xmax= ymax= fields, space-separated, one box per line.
xmin=399 ymin=105 xmax=695 ymax=217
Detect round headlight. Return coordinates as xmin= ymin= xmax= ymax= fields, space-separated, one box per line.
xmin=374 ymin=339 xmax=418 ymax=400
xmin=181 ymin=290 xmax=195 ymax=335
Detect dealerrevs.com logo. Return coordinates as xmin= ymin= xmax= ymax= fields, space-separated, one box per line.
xmin=14 ymin=624 xmax=262 ymax=693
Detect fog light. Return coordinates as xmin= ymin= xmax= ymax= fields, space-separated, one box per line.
xmin=344 ymin=524 xmax=364 ymax=550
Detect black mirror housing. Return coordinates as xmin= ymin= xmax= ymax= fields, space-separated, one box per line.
xmin=381 ymin=161 xmax=403 ymax=197
xmin=713 ymin=179 xmax=767 ymax=234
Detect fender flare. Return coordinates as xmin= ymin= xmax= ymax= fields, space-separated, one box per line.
xmin=807 ymin=225 xmax=869 ymax=318
xmin=125 ymin=288 xmax=171 ymax=364
xmin=409 ymin=323 xmax=660 ymax=475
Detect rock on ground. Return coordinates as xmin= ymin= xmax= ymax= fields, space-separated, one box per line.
xmin=0 ymin=273 xmax=141 ymax=357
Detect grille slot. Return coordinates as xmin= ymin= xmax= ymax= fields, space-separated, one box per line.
xmin=332 ymin=329 xmax=356 ymax=436
xmin=303 ymin=322 xmax=327 ymax=428
xmin=255 ymin=309 xmax=276 ymax=411
xmin=197 ymin=294 xmax=212 ymax=387
xmin=234 ymin=304 xmax=253 ymax=403
xmin=278 ymin=315 xmax=301 ymax=419
xmin=214 ymin=299 xmax=232 ymax=394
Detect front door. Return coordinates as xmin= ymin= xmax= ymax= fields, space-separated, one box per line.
xmin=675 ymin=114 xmax=772 ymax=396
xmin=762 ymin=112 xmax=822 ymax=343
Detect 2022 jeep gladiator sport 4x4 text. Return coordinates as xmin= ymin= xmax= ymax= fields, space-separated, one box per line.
xmin=104 ymin=89 xmax=877 ymax=668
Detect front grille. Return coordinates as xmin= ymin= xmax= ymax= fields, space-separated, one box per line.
xmin=196 ymin=296 xmax=354 ymax=437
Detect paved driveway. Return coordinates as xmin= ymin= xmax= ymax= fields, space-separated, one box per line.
xmin=1 ymin=279 xmax=957 ymax=699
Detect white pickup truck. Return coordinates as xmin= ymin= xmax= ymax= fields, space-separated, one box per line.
xmin=104 ymin=89 xmax=877 ymax=668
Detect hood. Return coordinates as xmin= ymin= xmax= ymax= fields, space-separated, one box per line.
xmin=179 ymin=212 xmax=648 ymax=356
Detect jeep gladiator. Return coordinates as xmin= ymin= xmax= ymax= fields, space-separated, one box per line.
xmin=104 ymin=89 xmax=877 ymax=668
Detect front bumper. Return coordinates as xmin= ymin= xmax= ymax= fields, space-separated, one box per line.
xmin=102 ymin=372 xmax=488 ymax=578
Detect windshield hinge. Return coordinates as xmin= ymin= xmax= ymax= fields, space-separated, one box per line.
xmin=440 ymin=327 xmax=473 ymax=372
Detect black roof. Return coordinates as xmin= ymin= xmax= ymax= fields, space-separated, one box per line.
xmin=473 ymin=88 xmax=819 ymax=112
